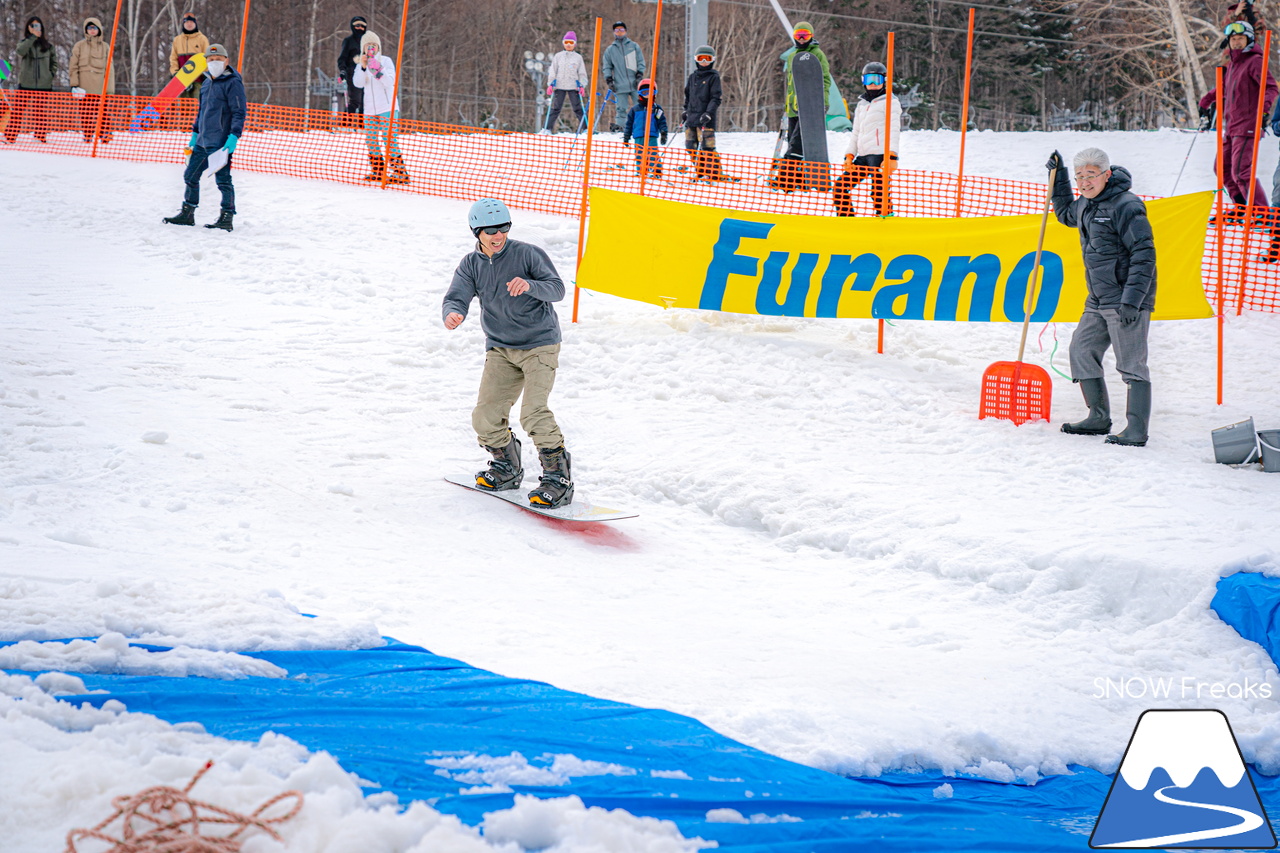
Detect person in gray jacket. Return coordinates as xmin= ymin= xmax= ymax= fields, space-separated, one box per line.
xmin=600 ymin=21 xmax=646 ymax=132
xmin=1048 ymin=147 xmax=1157 ymax=447
xmin=442 ymin=198 xmax=576 ymax=508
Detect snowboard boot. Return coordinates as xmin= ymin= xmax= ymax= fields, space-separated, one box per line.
xmin=363 ymin=153 xmax=386 ymax=182
xmin=1060 ymin=378 xmax=1111 ymax=435
xmin=707 ymin=151 xmax=739 ymax=182
xmin=1105 ymin=380 xmax=1151 ymax=447
xmin=205 ymin=210 xmax=234 ymax=232
xmin=476 ymin=432 xmax=523 ymax=491
xmin=528 ymin=446 xmax=573 ymax=508
xmin=163 ymin=203 xmax=196 ymax=226
xmin=387 ymin=154 xmax=410 ymax=185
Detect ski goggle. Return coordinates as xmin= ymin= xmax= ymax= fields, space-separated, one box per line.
xmin=476 ymin=223 xmax=511 ymax=236
xmin=695 ymin=54 xmax=714 ymax=62
xmin=862 ymin=73 xmax=886 ymax=86
xmin=563 ymin=40 xmax=576 ymax=46
xmin=1225 ymin=21 xmax=1252 ymax=36
xmin=793 ymin=28 xmax=813 ymax=41
xmin=637 ymin=86 xmax=653 ymax=97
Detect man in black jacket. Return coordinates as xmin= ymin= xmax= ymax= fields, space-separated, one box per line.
xmin=681 ymin=44 xmax=735 ymax=182
xmin=1049 ymin=147 xmax=1157 ymax=447
xmin=337 ymin=16 xmax=368 ymax=127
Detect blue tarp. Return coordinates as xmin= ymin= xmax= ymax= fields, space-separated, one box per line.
xmin=1213 ymin=571 xmax=1280 ymax=668
xmin=7 ymin=637 xmax=1280 ymax=850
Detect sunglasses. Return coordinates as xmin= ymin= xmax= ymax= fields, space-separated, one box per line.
xmin=793 ymin=29 xmax=813 ymax=40
xmin=862 ymin=73 xmax=885 ymax=86
xmin=1225 ymin=21 xmax=1251 ymax=35
xmin=695 ymin=54 xmax=713 ymax=62
xmin=476 ymin=223 xmax=511 ymax=236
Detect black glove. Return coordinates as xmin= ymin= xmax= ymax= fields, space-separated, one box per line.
xmin=660 ymin=132 xmax=668 ymax=145
xmin=606 ymin=76 xmax=614 ymax=91
xmin=1046 ymin=150 xmax=1064 ymax=173
xmin=700 ymin=113 xmax=712 ymax=127
xmin=634 ymin=71 xmax=642 ymax=86
xmin=1117 ymin=304 xmax=1141 ymax=327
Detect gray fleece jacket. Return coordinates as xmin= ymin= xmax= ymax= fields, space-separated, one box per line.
xmin=442 ymin=239 xmax=564 ymax=350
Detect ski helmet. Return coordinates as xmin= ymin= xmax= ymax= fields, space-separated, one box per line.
xmin=694 ymin=44 xmax=716 ymax=60
xmin=862 ymin=61 xmax=887 ymax=87
xmin=1224 ymin=19 xmax=1255 ymax=43
xmin=637 ymin=77 xmax=655 ymax=96
xmin=792 ymin=21 xmax=815 ymax=43
xmin=468 ymin=198 xmax=511 ymax=233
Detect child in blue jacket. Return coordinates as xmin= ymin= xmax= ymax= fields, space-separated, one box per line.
xmin=622 ymin=78 xmax=668 ymax=178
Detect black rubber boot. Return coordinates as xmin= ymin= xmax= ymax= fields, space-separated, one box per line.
xmin=528 ymin=446 xmax=574 ymax=508
xmin=205 ymin=210 xmax=234 ymax=232
xmin=363 ymin=153 xmax=385 ymax=182
xmin=163 ymin=203 xmax=196 ymax=226
xmin=1061 ymin=378 xmax=1111 ymax=435
xmin=387 ymin=155 xmax=410 ymax=185
xmin=476 ymin=432 xmax=523 ymax=491
xmin=1106 ymin=380 xmax=1151 ymax=447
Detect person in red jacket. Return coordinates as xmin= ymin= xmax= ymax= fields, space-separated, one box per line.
xmin=1199 ymin=21 xmax=1277 ymax=217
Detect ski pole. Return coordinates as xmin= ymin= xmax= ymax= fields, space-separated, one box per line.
xmin=564 ymin=90 xmax=613 ymax=170
xmin=1170 ymin=129 xmax=1201 ymax=196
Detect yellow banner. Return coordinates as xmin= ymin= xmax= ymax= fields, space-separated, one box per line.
xmin=577 ymin=188 xmax=1214 ymax=322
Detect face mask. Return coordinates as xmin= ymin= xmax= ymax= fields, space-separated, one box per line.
xmin=207 ymin=60 xmax=226 ymax=77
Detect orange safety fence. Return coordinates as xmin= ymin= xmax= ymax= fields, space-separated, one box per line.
xmin=2 ymin=91 xmax=1278 ymax=314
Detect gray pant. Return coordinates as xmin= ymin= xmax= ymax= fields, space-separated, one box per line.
xmin=472 ymin=344 xmax=564 ymax=450
xmin=1069 ymin=306 xmax=1151 ymax=384
xmin=613 ymin=90 xmax=637 ymax=128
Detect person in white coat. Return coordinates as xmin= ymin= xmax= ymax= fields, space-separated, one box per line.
xmin=833 ymin=61 xmax=901 ymax=217
xmin=540 ymin=32 xmax=589 ymax=134
xmin=352 ymin=31 xmax=409 ymax=184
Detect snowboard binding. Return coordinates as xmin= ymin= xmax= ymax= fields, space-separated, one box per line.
xmin=476 ymin=432 xmax=523 ymax=491
xmin=528 ymin=446 xmax=574 ymax=508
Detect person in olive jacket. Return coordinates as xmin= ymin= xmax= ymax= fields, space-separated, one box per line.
xmin=681 ymin=44 xmax=735 ymax=182
xmin=5 ymin=16 xmax=57 ymax=145
xmin=1049 ymin=148 xmax=1157 ymax=448
xmin=70 ymin=17 xmax=116 ymax=144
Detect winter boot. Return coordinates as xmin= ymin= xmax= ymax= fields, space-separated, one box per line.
xmin=688 ymin=150 xmax=706 ymax=181
xmin=363 ymin=153 xmax=386 ymax=182
xmin=162 ymin=203 xmax=196 ymax=226
xmin=707 ymin=151 xmax=739 ymax=182
xmin=387 ymin=154 xmax=410 ymax=185
xmin=1060 ymin=378 xmax=1111 ymax=435
xmin=1105 ymin=380 xmax=1151 ymax=447
xmin=476 ymin=431 xmax=523 ymax=491
xmin=528 ymin=446 xmax=573 ymax=508
xmin=205 ymin=210 xmax=234 ymax=232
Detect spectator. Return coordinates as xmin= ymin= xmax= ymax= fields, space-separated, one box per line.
xmin=833 ymin=61 xmax=901 ymax=217
xmin=162 ymin=44 xmax=245 ymax=232
xmin=337 ymin=16 xmax=368 ymax=127
xmin=4 ymin=16 xmax=57 ymax=145
xmin=540 ymin=31 xmax=588 ymax=134
xmin=622 ymin=77 xmax=668 ymax=178
xmin=778 ymin=21 xmax=832 ymax=192
xmin=600 ymin=21 xmax=646 ymax=133
xmin=1199 ymin=21 xmax=1277 ymax=217
xmin=352 ymin=30 xmax=408 ymax=185
xmin=70 ymin=17 xmax=116 ymax=145
xmin=681 ymin=44 xmax=735 ymax=181
xmin=169 ymin=13 xmax=209 ymax=100
xmin=1220 ymin=0 xmax=1267 ymax=58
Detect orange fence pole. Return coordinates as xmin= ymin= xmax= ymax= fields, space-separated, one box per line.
xmin=954 ymin=9 xmax=975 ymax=217
xmin=878 ymin=32 xmax=894 ymax=354
xmin=90 ymin=0 xmax=125 ymax=159
xmin=1237 ymin=29 xmax=1271 ymax=315
xmin=638 ymin=0 xmax=664 ymax=197
xmin=1216 ymin=67 xmax=1225 ymax=405
xmin=238 ymin=0 xmax=252 ymax=71
xmin=573 ymin=18 xmax=605 ymax=324
xmin=381 ymin=0 xmax=411 ymax=189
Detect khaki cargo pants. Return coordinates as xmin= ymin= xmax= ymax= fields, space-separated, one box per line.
xmin=473 ymin=343 xmax=564 ymax=450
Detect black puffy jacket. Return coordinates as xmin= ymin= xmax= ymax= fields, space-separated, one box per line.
xmin=337 ymin=17 xmax=367 ymax=84
xmin=682 ymin=65 xmax=722 ymax=128
xmin=1051 ymin=165 xmax=1157 ymax=311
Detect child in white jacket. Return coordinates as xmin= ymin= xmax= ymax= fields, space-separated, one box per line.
xmin=541 ymin=31 xmax=589 ymax=133
xmin=353 ymin=31 xmax=408 ymax=184
xmin=833 ymin=61 xmax=901 ymax=216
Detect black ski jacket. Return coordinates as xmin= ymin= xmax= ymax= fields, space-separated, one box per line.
xmin=1051 ymin=165 xmax=1157 ymax=311
xmin=683 ymin=65 xmax=722 ymax=128
xmin=337 ymin=16 xmax=367 ymax=84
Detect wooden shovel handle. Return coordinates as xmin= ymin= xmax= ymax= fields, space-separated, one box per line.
xmin=1018 ymin=166 xmax=1056 ymax=362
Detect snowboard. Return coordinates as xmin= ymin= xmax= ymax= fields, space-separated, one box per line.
xmin=791 ymin=52 xmax=831 ymax=191
xmin=444 ymin=475 xmax=638 ymax=522
xmin=130 ymin=53 xmax=207 ymax=133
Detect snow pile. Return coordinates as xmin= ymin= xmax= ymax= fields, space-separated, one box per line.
xmin=0 ymin=632 xmax=287 ymax=679
xmin=428 ymin=752 xmax=638 ymax=794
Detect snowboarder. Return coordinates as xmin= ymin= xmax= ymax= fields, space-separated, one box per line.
xmin=833 ymin=61 xmax=900 ymax=217
xmin=5 ymin=17 xmax=56 ymax=145
xmin=541 ymin=31 xmax=588 ymax=134
xmin=777 ymin=21 xmax=831 ymax=192
xmin=169 ymin=13 xmax=209 ymax=101
xmin=337 ymin=16 xmax=368 ymax=128
xmin=442 ymin=199 xmax=575 ymax=509
xmin=1048 ymin=148 xmax=1157 ymax=448
xmin=1198 ymin=21 xmax=1276 ymax=218
xmin=622 ymin=78 xmax=668 ymax=178
xmin=162 ymin=44 xmax=245 ymax=232
xmin=352 ymin=30 xmax=409 ymax=185
xmin=681 ymin=44 xmax=735 ymax=182
xmin=600 ymin=22 xmax=646 ymax=133
xmin=70 ymin=17 xmax=116 ymax=145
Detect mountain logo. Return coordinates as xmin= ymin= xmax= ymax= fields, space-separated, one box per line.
xmin=1091 ymin=709 xmax=1276 ymax=849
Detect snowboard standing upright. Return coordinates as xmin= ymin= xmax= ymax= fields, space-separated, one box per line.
xmin=130 ymin=53 xmax=207 ymax=132
xmin=791 ymin=52 xmax=830 ymax=190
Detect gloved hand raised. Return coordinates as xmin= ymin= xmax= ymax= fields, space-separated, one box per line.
xmin=1046 ymin=150 xmax=1064 ymax=173
xmin=1117 ymin=304 xmax=1141 ymax=327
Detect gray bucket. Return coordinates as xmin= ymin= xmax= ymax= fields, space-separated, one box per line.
xmin=1212 ymin=418 xmax=1258 ymax=465
xmin=1259 ymin=430 xmax=1280 ymax=473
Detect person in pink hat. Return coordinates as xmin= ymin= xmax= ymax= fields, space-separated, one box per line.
xmin=540 ymin=31 xmax=588 ymax=134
